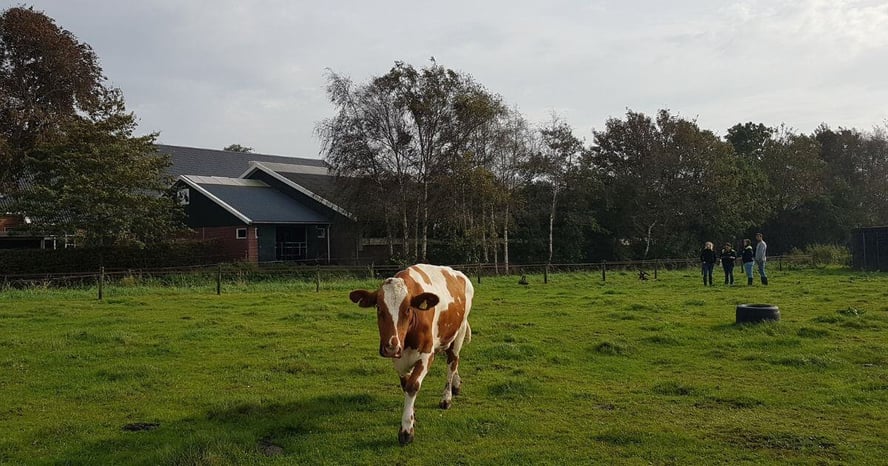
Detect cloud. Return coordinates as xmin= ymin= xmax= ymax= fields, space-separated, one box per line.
xmin=20 ymin=0 xmax=888 ymax=155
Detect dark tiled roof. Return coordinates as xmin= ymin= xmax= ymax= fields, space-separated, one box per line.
xmin=242 ymin=161 xmax=353 ymax=219
xmin=158 ymin=144 xmax=327 ymax=178
xmin=183 ymin=176 xmax=329 ymax=224
xmin=279 ymin=172 xmax=344 ymax=206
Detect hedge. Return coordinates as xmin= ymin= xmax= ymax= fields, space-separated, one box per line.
xmin=0 ymin=240 xmax=229 ymax=275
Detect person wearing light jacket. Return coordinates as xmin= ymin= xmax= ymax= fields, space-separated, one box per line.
xmin=755 ymin=232 xmax=768 ymax=285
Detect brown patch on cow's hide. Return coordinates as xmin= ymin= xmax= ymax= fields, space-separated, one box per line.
xmin=435 ymin=269 xmax=468 ymax=346
xmin=412 ymin=266 xmax=433 ymax=285
xmin=403 ymin=356 xmax=433 ymax=394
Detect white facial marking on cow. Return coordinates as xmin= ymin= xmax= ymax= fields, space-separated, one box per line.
xmin=382 ymin=278 xmax=407 ymax=345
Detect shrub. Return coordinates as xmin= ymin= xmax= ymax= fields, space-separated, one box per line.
xmin=789 ymin=244 xmax=851 ymax=267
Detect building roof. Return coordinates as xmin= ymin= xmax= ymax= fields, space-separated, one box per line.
xmin=242 ymin=161 xmax=353 ymax=219
xmin=158 ymin=144 xmax=326 ymax=178
xmin=179 ymin=175 xmax=330 ymax=224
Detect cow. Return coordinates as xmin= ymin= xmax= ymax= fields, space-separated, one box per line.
xmin=349 ymin=264 xmax=474 ymax=445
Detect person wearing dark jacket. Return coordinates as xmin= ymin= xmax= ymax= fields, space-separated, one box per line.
xmin=700 ymin=241 xmax=717 ymax=286
xmin=720 ymin=243 xmax=737 ymax=285
xmin=741 ymin=238 xmax=755 ymax=285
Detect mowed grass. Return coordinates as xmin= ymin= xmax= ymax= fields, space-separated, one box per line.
xmin=1 ymin=268 xmax=887 ymax=465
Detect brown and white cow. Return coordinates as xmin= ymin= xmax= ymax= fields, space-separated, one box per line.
xmin=349 ymin=264 xmax=473 ymax=445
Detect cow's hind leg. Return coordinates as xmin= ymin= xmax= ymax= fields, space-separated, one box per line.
xmin=398 ymin=353 xmax=432 ymax=445
xmin=440 ymin=324 xmax=468 ymax=409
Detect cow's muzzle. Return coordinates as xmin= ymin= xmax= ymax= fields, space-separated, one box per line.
xmin=380 ymin=340 xmax=402 ymax=358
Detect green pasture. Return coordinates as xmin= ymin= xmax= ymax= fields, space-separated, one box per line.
xmin=1 ymin=268 xmax=887 ymax=465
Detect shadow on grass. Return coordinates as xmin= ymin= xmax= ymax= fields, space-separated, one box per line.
xmin=55 ymin=392 xmax=389 ymax=464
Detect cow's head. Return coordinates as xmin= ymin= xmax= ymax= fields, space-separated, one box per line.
xmin=349 ymin=277 xmax=439 ymax=358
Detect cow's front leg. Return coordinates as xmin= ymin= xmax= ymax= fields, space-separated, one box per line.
xmin=397 ymin=352 xmax=433 ymax=445
xmin=440 ymin=348 xmax=460 ymax=409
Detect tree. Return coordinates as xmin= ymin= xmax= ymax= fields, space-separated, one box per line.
xmin=14 ymin=89 xmax=182 ymax=247
xmin=3 ymin=7 xmax=183 ymax=248
xmin=726 ymin=122 xmax=773 ymax=159
xmin=592 ymin=110 xmax=742 ymax=258
xmin=223 ymin=144 xmax=253 ymax=152
xmin=485 ymin=108 xmax=536 ymax=271
xmin=318 ymin=61 xmax=504 ymax=263
xmin=0 ymin=6 xmax=104 ymax=190
xmin=529 ymin=115 xmax=584 ymax=263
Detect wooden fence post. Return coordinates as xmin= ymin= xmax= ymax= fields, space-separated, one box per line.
xmin=477 ymin=262 xmax=482 ymax=285
xmin=216 ymin=264 xmax=222 ymax=295
xmin=544 ymin=263 xmax=549 ymax=284
xmin=316 ymin=264 xmax=321 ymax=292
xmin=369 ymin=262 xmax=375 ymax=280
xmin=601 ymin=260 xmax=606 ymax=282
xmin=98 ymin=266 xmax=104 ymax=301
xmin=654 ymin=261 xmax=659 ymax=280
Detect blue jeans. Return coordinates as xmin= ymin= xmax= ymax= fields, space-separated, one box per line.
xmin=702 ymin=263 xmax=714 ymax=286
xmin=723 ymin=263 xmax=735 ymax=284
xmin=743 ymin=261 xmax=754 ymax=278
xmin=756 ymin=260 xmax=767 ymax=281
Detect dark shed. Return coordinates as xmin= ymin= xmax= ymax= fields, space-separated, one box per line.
xmin=850 ymin=226 xmax=888 ymax=271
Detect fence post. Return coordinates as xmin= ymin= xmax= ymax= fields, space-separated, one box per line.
xmin=780 ymin=257 xmax=784 ymax=271
xmin=98 ymin=266 xmax=104 ymax=301
xmin=477 ymin=262 xmax=482 ymax=285
xmin=654 ymin=261 xmax=659 ymax=280
xmin=216 ymin=264 xmax=222 ymax=295
xmin=369 ymin=262 xmax=375 ymax=280
xmin=316 ymin=264 xmax=321 ymax=292
xmin=601 ymin=260 xmax=606 ymax=282
xmin=544 ymin=263 xmax=549 ymax=284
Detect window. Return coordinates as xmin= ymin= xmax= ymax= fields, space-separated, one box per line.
xmin=316 ymin=226 xmax=327 ymax=239
xmin=176 ymin=188 xmax=190 ymax=205
xmin=236 ymin=228 xmax=247 ymax=239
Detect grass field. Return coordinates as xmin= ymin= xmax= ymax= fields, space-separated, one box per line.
xmin=1 ymin=267 xmax=887 ymax=465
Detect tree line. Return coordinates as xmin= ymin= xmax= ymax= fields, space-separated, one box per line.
xmin=318 ymin=63 xmax=888 ymax=266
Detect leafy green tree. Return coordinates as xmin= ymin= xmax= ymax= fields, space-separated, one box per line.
xmin=2 ymin=6 xmax=182 ymax=248
xmin=726 ymin=122 xmax=773 ymax=159
xmin=318 ymin=61 xmax=504 ymax=262
xmin=15 ymin=90 xmax=182 ymax=247
xmin=592 ymin=110 xmax=742 ymax=258
xmin=223 ymin=144 xmax=253 ymax=152
xmin=0 ymin=6 xmax=104 ymax=190
xmin=529 ymin=115 xmax=585 ymax=263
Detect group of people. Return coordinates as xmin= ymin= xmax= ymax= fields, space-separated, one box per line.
xmin=700 ymin=233 xmax=768 ymax=286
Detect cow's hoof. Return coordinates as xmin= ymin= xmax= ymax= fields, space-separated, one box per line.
xmin=439 ymin=399 xmax=452 ymax=410
xmin=398 ymin=429 xmax=414 ymax=446
xmin=452 ymin=386 xmax=461 ymax=396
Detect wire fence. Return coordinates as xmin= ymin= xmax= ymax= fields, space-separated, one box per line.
xmin=0 ymin=254 xmax=822 ymax=298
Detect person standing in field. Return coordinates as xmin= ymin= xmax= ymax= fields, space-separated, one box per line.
xmin=741 ymin=238 xmax=755 ymax=285
xmin=720 ymin=242 xmax=737 ymax=285
xmin=700 ymin=241 xmax=717 ymax=286
xmin=755 ymin=232 xmax=768 ymax=285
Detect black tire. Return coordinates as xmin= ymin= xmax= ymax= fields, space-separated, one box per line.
xmin=736 ymin=304 xmax=780 ymax=323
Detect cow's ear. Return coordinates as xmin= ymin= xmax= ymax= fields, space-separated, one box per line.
xmin=349 ymin=290 xmax=378 ymax=308
xmin=410 ymin=292 xmax=439 ymax=311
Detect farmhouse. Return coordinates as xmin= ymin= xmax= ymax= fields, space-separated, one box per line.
xmin=161 ymin=144 xmax=364 ymax=264
xmin=1 ymin=144 xmax=384 ymax=264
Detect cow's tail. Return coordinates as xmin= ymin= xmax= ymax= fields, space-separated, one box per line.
xmin=465 ymin=322 xmax=472 ymax=345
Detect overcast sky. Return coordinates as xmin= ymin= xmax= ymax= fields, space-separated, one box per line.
xmin=16 ymin=0 xmax=888 ymax=158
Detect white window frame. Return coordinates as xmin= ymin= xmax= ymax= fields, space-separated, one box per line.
xmin=236 ymin=228 xmax=247 ymax=239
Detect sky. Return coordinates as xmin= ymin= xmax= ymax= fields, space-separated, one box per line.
xmin=12 ymin=0 xmax=888 ymax=158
